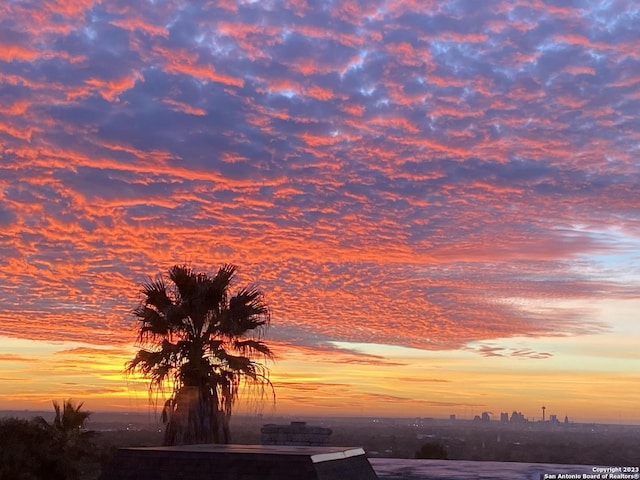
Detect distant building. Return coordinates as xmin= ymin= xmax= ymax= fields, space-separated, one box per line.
xmin=481 ymin=412 xmax=490 ymax=423
xmin=261 ymin=421 xmax=332 ymax=446
xmin=413 ymin=417 xmax=434 ymax=427
xmin=549 ymin=415 xmax=559 ymax=424
xmin=500 ymin=412 xmax=509 ymax=424
xmin=449 ymin=414 xmax=456 ymax=422
xmin=510 ymin=411 xmax=527 ymax=424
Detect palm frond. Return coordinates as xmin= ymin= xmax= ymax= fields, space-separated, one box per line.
xmin=126 ymin=341 xmax=179 ymax=383
xmin=233 ymin=339 xmax=273 ymax=358
xmin=206 ymin=339 xmax=224 ymax=351
xmin=60 ymin=400 xmax=91 ymax=430
xmin=141 ymin=277 xmax=172 ymax=310
xmin=218 ymin=288 xmax=269 ymax=337
xmin=168 ymin=265 xmax=197 ymax=301
xmin=161 ymin=397 xmax=175 ymax=425
xmin=214 ymin=350 xmax=253 ymax=372
xmin=134 ymin=306 xmax=169 ymax=337
xmin=193 ymin=264 xmax=237 ymax=323
xmin=213 ymin=264 xmax=237 ymax=290
xmin=165 ymin=304 xmax=188 ymax=329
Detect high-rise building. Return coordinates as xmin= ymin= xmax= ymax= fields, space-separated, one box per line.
xmin=510 ymin=411 xmax=526 ymax=423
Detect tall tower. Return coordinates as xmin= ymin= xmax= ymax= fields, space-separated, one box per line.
xmin=542 ymin=406 xmax=546 ymax=422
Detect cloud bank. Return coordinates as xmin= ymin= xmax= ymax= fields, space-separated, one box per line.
xmin=1 ymin=0 xmax=639 ymax=356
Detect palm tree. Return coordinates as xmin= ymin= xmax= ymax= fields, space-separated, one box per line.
xmin=33 ymin=399 xmax=95 ymax=479
xmin=127 ymin=264 xmax=274 ymax=445
xmin=34 ymin=399 xmax=94 ymax=452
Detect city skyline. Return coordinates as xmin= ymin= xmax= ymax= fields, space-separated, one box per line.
xmin=1 ymin=0 xmax=639 ymax=424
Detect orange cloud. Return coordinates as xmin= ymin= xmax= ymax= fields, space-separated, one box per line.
xmin=0 ymin=44 xmax=41 ymax=63
xmin=85 ymin=72 xmax=144 ymax=101
xmin=152 ymin=46 xmax=244 ymax=87
xmin=305 ymin=85 xmax=334 ymax=100
xmin=162 ymin=99 xmax=207 ymax=116
xmin=110 ymin=17 xmax=169 ymax=37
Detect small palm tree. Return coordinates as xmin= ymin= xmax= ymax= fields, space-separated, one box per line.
xmin=35 ymin=399 xmax=94 ymax=452
xmin=33 ymin=399 xmax=95 ymax=479
xmin=127 ymin=264 xmax=274 ymax=445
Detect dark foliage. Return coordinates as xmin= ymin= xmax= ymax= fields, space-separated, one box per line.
xmin=0 ymin=414 xmax=92 ymax=480
xmin=415 ymin=442 xmax=449 ymax=459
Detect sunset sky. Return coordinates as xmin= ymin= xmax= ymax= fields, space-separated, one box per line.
xmin=1 ymin=0 xmax=639 ymax=424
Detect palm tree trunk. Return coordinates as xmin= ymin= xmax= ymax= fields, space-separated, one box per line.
xmin=222 ymin=411 xmax=231 ymax=444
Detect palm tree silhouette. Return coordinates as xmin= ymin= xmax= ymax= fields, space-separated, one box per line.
xmin=127 ymin=264 xmax=273 ymax=445
xmin=34 ymin=399 xmax=93 ymax=451
xmin=33 ymin=399 xmax=95 ymax=479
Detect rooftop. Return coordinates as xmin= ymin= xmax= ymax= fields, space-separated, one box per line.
xmin=371 ymin=458 xmax=608 ymax=479
xmin=100 ymin=444 xmax=606 ymax=480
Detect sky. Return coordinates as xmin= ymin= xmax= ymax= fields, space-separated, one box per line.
xmin=1 ymin=0 xmax=639 ymax=425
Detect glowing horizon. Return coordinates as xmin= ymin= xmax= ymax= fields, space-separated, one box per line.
xmin=1 ymin=0 xmax=639 ymax=424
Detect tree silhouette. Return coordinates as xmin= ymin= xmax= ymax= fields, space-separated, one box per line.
xmin=0 ymin=417 xmax=64 ymax=480
xmin=127 ymin=264 xmax=273 ymax=445
xmin=32 ymin=399 xmax=95 ymax=479
xmin=415 ymin=442 xmax=449 ymax=459
xmin=34 ymin=399 xmax=94 ymax=452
